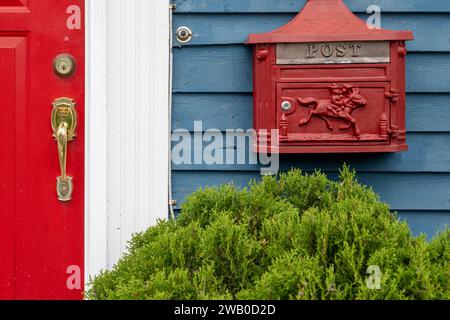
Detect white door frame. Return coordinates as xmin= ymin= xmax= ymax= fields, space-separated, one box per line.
xmin=85 ymin=0 xmax=170 ymax=281
xmin=85 ymin=0 xmax=108 ymax=282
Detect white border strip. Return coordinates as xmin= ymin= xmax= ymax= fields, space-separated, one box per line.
xmin=86 ymin=0 xmax=170 ymax=280
xmin=106 ymin=0 xmax=170 ymax=267
xmin=85 ymin=0 xmax=108 ymax=281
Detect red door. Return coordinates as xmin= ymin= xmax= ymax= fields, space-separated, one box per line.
xmin=0 ymin=0 xmax=84 ymax=299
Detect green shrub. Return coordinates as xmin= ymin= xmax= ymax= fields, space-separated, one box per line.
xmin=86 ymin=167 xmax=450 ymax=300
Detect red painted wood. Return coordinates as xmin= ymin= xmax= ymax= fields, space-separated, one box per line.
xmin=248 ymin=0 xmax=412 ymax=154
xmin=247 ymin=0 xmax=413 ymax=44
xmin=0 ymin=0 xmax=84 ymax=300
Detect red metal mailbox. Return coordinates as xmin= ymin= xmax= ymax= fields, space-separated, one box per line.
xmin=247 ymin=0 xmax=414 ymax=153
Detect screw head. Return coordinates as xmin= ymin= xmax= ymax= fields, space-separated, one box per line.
xmin=176 ymin=26 xmax=193 ymax=43
xmin=281 ymin=101 xmax=292 ymax=111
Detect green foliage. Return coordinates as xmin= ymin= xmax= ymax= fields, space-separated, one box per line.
xmin=86 ymin=166 xmax=450 ymax=300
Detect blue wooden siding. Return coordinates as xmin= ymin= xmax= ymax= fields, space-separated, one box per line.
xmin=171 ymin=0 xmax=450 ymax=238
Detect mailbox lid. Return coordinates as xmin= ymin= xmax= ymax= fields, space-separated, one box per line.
xmin=247 ymin=0 xmax=413 ymax=44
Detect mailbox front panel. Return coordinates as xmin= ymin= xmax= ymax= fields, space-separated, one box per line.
xmin=277 ymin=82 xmax=392 ymax=145
xmin=252 ymin=41 xmax=408 ymax=154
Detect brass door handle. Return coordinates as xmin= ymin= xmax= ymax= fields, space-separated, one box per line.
xmin=51 ymin=98 xmax=77 ymax=202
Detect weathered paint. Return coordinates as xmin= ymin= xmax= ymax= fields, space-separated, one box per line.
xmin=173 ymin=93 xmax=450 ymax=132
xmin=173 ymin=13 xmax=450 ymax=51
xmin=173 ymin=47 xmax=450 ymax=93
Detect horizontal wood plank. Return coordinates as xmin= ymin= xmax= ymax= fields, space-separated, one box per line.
xmin=171 ymin=132 xmax=450 ymax=172
xmin=173 ymin=46 xmax=450 ymax=93
xmin=172 ymin=171 xmax=450 ymax=211
xmin=397 ymin=210 xmax=450 ymax=238
xmin=173 ymin=93 xmax=253 ymax=131
xmin=173 ymin=13 xmax=450 ymax=52
xmin=173 ymin=0 xmax=450 ymax=13
xmin=173 ymin=93 xmax=450 ymax=132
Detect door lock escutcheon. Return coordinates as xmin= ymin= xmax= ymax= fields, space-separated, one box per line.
xmin=51 ymin=98 xmax=77 ymax=202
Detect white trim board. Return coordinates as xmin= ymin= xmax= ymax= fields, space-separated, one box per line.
xmin=86 ymin=0 xmax=170 ymax=280
xmin=85 ymin=0 xmax=108 ymax=282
